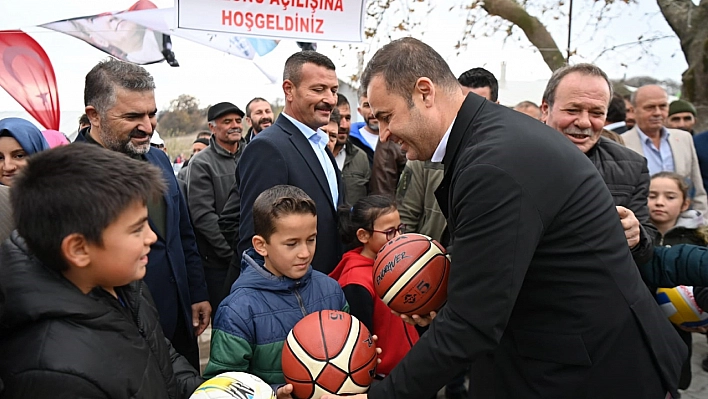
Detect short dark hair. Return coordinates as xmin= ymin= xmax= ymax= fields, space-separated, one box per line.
xmin=329 ymin=107 xmax=341 ymax=125
xmin=542 ymin=63 xmax=612 ymax=108
xmin=361 ymin=37 xmax=459 ymax=107
xmin=283 ymin=51 xmax=336 ymax=86
xmin=606 ymin=94 xmax=627 ymax=123
xmin=337 ymin=93 xmax=350 ymax=107
xmin=11 ymin=143 xmax=166 ymax=272
xmin=245 ymin=97 xmax=270 ymax=118
xmin=196 ymin=131 xmax=212 ymax=139
xmin=84 ymin=58 xmax=155 ymax=116
xmin=458 ymin=67 xmax=499 ymax=102
xmin=78 ymin=114 xmax=90 ymax=126
xmin=253 ymin=185 xmax=317 ymax=242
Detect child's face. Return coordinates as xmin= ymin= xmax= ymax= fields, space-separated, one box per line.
xmin=86 ymin=201 xmax=157 ymax=290
xmin=0 ymin=136 xmax=28 ymax=186
xmin=259 ymin=213 xmax=317 ymax=279
xmin=648 ymin=177 xmax=689 ymax=226
xmin=365 ymin=209 xmax=401 ymax=254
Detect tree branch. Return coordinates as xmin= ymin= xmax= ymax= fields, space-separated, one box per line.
xmin=479 ymin=0 xmax=566 ymax=71
xmin=656 ymin=0 xmax=695 ymax=40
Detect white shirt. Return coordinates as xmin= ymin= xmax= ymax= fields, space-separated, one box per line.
xmin=359 ymin=127 xmax=379 ymax=151
xmin=281 ymin=112 xmax=339 ymax=207
xmin=431 ymin=118 xmax=456 ymax=162
xmin=334 ymin=145 xmax=346 ymax=171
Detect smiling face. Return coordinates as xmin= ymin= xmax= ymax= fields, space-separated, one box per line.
xmin=246 ymin=100 xmax=274 ymax=134
xmin=88 ymin=87 xmax=157 ymax=156
xmin=210 ymin=112 xmax=243 ymax=148
xmin=0 ymin=136 xmax=28 ymax=186
xmin=336 ymin=103 xmax=352 ymax=146
xmin=283 ymin=63 xmax=338 ymax=131
xmin=367 ymin=75 xmax=439 ymax=161
xmin=541 ymin=72 xmax=609 ymax=154
xmin=254 ymin=213 xmax=317 ymax=280
xmin=85 ymin=201 xmax=157 ymax=291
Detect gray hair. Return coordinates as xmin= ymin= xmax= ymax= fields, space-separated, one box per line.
xmin=361 ymin=37 xmax=460 ymax=107
xmin=84 ymin=58 xmax=156 ymax=116
xmin=629 ymin=85 xmax=667 ymax=107
xmin=542 ymin=63 xmax=613 ymax=108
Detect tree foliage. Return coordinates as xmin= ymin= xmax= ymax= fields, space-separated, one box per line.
xmin=157 ymin=94 xmax=209 ymax=137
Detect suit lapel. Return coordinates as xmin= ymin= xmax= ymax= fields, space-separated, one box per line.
xmin=145 ymin=149 xmax=170 ymax=242
xmin=277 ymin=115 xmax=336 ymax=210
xmin=435 ymin=94 xmax=484 ymax=218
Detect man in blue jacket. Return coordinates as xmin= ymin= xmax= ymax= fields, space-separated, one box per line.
xmin=75 ymin=58 xmax=211 ymax=369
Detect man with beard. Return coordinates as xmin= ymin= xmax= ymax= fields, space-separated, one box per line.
xmin=622 ymin=85 xmax=708 ymax=215
xmin=223 ymin=51 xmax=344 ymax=288
xmin=187 ymin=102 xmax=247 ymax=313
xmin=332 ymin=94 xmax=370 ymax=206
xmin=541 ymin=63 xmax=655 ymax=266
xmin=76 ymin=58 xmax=210 ymax=369
xmin=244 ymin=97 xmax=274 ymax=143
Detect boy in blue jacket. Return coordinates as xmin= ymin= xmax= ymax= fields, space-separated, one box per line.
xmin=205 ymin=185 xmax=349 ymax=398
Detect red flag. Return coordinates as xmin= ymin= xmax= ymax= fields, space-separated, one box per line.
xmin=0 ymin=31 xmax=60 ymax=131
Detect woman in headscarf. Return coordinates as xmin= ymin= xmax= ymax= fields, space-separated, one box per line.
xmin=0 ymin=117 xmax=50 ymax=187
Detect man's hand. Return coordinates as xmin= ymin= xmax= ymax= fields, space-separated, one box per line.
xmin=191 ymin=301 xmax=211 ymax=336
xmin=679 ymin=325 xmax=708 ymax=333
xmin=393 ymin=310 xmax=437 ymax=327
xmin=276 ymin=384 xmax=294 ymax=399
xmin=617 ymin=206 xmax=640 ymax=249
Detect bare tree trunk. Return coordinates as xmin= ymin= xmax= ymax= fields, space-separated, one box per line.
xmin=658 ymin=0 xmax=708 ymax=132
xmin=480 ymin=0 xmax=567 ymax=71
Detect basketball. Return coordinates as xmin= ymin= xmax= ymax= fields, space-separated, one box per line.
xmin=656 ymin=286 xmax=708 ymax=328
xmin=281 ymin=310 xmax=378 ymax=399
xmin=373 ymin=233 xmax=450 ymax=316
xmin=190 ymin=372 xmax=276 ymax=399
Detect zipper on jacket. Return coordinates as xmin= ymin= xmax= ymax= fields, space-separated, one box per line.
xmin=293 ymin=282 xmax=307 ymax=317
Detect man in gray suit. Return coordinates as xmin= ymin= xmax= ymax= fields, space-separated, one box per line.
xmin=621 ymin=85 xmax=707 ymax=215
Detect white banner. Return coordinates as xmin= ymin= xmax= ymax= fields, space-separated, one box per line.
xmin=176 ymin=0 xmax=366 ymax=43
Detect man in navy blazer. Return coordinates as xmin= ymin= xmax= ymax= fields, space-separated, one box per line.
xmin=323 ymin=37 xmax=686 ymax=399
xmin=223 ymin=51 xmax=344 ymax=289
xmin=76 ymin=59 xmax=210 ymax=369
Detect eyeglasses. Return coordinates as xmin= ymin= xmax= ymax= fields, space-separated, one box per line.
xmin=370 ymin=224 xmax=406 ymax=241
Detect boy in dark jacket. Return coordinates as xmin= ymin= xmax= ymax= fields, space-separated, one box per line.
xmin=0 ymin=144 xmax=204 ymax=399
xmin=205 ymin=185 xmax=349 ymax=398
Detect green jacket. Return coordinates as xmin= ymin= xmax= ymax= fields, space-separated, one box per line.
xmin=396 ymin=160 xmax=447 ymax=243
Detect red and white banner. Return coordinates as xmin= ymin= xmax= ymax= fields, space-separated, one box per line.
xmin=176 ymin=0 xmax=366 ymax=43
xmin=0 ymin=31 xmax=60 ymax=130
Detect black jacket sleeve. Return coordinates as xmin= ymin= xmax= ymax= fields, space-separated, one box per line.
xmin=629 ymin=159 xmax=656 ymax=265
xmin=342 ymin=284 xmax=374 ymax=332
xmin=694 ymin=286 xmax=708 ymax=311
xmin=166 ymin=338 xmax=205 ymax=398
xmin=369 ymin=165 xmax=542 ymax=399
xmin=2 ymin=370 xmax=109 ymax=398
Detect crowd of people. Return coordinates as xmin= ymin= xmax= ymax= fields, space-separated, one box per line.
xmin=1 ymin=37 xmax=708 ymax=399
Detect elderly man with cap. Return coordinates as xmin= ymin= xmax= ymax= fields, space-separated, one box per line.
xmin=186 ymin=102 xmax=246 ymax=312
xmin=667 ymin=99 xmax=698 ymax=135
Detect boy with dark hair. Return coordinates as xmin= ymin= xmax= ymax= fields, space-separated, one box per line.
xmin=0 ymin=143 xmax=204 ymax=399
xmin=205 ymin=185 xmax=348 ymax=398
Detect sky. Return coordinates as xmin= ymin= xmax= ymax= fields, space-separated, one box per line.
xmin=0 ymin=0 xmax=692 ymax=134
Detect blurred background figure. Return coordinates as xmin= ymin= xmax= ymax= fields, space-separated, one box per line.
xmin=0 ymin=117 xmax=50 ymax=187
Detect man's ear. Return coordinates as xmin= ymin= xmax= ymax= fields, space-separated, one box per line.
xmin=61 ymin=233 xmax=91 ymax=269
xmin=85 ymin=106 xmax=101 ymax=127
xmin=356 ymin=228 xmax=371 ymax=245
xmin=414 ymin=77 xmax=435 ymax=107
xmin=283 ymin=80 xmax=295 ymax=102
xmin=540 ymin=101 xmax=550 ymax=123
xmin=252 ymin=235 xmax=268 ymax=257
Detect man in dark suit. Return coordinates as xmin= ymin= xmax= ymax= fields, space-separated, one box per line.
xmin=229 ymin=51 xmax=344 ymax=281
xmin=76 ymin=58 xmax=210 ymax=369
xmin=324 ymin=37 xmax=686 ymax=399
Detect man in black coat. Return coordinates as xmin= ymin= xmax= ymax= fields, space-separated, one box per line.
xmin=224 ymin=50 xmax=344 ymax=289
xmin=540 ymin=63 xmax=656 ymax=266
xmin=323 ymin=37 xmax=686 ymax=399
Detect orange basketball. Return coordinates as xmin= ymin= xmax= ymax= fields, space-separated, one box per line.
xmin=281 ymin=310 xmax=377 ymax=399
xmin=373 ymin=233 xmax=450 ymax=316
